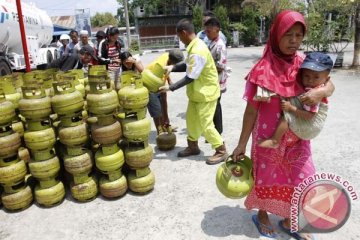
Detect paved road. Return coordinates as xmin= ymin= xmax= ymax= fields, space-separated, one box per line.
xmin=1 ymin=46 xmax=359 ymax=240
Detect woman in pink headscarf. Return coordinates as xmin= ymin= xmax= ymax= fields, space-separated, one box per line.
xmin=232 ymin=10 xmax=334 ymax=239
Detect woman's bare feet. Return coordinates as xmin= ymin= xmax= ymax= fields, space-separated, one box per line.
xmin=300 ymin=233 xmax=315 ymax=240
xmin=258 ymin=139 xmax=280 ymax=148
xmin=281 ymin=218 xmax=315 ymax=240
xmin=281 ymin=218 xmax=291 ymax=228
xmin=257 ymin=210 xmax=276 ymax=236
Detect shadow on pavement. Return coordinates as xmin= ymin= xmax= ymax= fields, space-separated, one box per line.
xmin=201 ymin=205 xmax=293 ymax=239
xmin=178 ymin=128 xmax=187 ymax=136
xmin=153 ymin=145 xmax=205 ymax=162
xmin=227 ymin=54 xmax=261 ymax=64
xmin=201 ymin=205 xmax=258 ymax=238
xmin=176 ymin=112 xmax=186 ymax=120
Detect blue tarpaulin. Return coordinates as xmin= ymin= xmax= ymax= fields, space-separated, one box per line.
xmin=53 ymin=24 xmax=74 ymax=36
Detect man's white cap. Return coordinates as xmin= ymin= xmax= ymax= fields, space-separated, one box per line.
xmin=60 ymin=34 xmax=70 ymax=40
xmin=80 ymin=30 xmax=88 ymax=36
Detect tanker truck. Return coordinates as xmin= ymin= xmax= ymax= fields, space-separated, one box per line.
xmin=0 ymin=0 xmax=57 ymax=75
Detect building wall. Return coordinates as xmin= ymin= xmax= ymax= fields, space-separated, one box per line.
xmin=133 ymin=0 xmax=211 ymax=38
xmin=137 ymin=15 xmax=190 ymax=37
xmin=139 ymin=26 xmax=177 ymax=37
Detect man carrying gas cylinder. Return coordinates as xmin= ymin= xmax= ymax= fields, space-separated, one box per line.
xmin=145 ymin=50 xmax=184 ymax=134
xmin=159 ymin=19 xmax=228 ymax=165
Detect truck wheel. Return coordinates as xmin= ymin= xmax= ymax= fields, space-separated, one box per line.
xmin=46 ymin=50 xmax=53 ymax=64
xmin=0 ymin=60 xmax=11 ymax=76
xmin=53 ymin=49 xmax=58 ymax=60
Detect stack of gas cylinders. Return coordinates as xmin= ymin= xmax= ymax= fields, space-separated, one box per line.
xmin=52 ymin=72 xmax=97 ymax=202
xmin=118 ymin=71 xmax=155 ymax=194
xmin=1 ymin=73 xmax=24 ymax=137
xmin=66 ymin=69 xmax=87 ymax=98
xmin=86 ymin=66 xmax=127 ymax=199
xmin=0 ymin=64 xmax=165 ymax=211
xmin=20 ymin=71 xmax=65 ymax=207
xmin=0 ymin=79 xmax=31 ymax=211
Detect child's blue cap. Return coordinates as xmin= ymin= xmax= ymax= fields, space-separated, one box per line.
xmin=300 ymin=52 xmax=334 ymax=72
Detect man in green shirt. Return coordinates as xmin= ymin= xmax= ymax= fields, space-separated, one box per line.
xmin=160 ymin=19 xmax=228 ymax=165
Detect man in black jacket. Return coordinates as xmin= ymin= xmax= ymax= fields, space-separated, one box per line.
xmin=47 ymin=45 xmax=97 ymax=72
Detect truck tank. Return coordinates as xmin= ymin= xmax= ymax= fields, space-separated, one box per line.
xmin=0 ymin=0 xmax=55 ymax=75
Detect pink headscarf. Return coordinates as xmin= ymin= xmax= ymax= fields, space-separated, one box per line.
xmin=246 ymin=10 xmax=306 ymax=97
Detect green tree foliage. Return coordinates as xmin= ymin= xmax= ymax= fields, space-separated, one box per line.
xmin=238 ymin=0 xmax=305 ymax=45
xmin=192 ymin=5 xmax=203 ymax=33
xmin=305 ymin=11 xmax=331 ymax=51
xmin=214 ymin=5 xmax=231 ymax=42
xmin=116 ymin=1 xmax=136 ymax=26
xmin=91 ymin=12 xmax=119 ymax=27
xmin=131 ymin=0 xmax=160 ymax=16
xmin=353 ymin=1 xmax=360 ymax=67
xmin=131 ymin=0 xmax=204 ymax=15
xmin=241 ymin=6 xmax=260 ymax=46
xmin=305 ymin=0 xmax=355 ymax=52
xmin=230 ymin=22 xmax=247 ymax=32
xmin=129 ymin=40 xmax=140 ymax=52
xmin=246 ymin=0 xmax=305 ymax=21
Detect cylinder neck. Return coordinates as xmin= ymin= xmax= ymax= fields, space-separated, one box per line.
xmin=100 ymin=144 xmax=120 ymax=155
xmin=26 ymin=120 xmax=51 ymax=131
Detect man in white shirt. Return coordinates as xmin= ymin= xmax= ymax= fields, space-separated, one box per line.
xmin=64 ymin=30 xmax=79 ymax=56
xmin=73 ymin=30 xmax=94 ymax=54
xmin=205 ymin=17 xmax=229 ymax=137
xmin=58 ymin=34 xmax=70 ymax=58
xmin=196 ymin=10 xmax=227 ymax=46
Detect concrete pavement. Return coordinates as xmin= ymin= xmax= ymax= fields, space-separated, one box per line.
xmin=0 ymin=46 xmax=359 ymax=240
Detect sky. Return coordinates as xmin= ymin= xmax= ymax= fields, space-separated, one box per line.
xmin=23 ymin=0 xmax=119 ymax=16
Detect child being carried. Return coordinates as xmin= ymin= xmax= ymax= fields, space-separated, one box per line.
xmin=259 ymin=52 xmax=334 ymax=148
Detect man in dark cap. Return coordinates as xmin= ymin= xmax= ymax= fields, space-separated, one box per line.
xmin=47 ymin=45 xmax=98 ymax=72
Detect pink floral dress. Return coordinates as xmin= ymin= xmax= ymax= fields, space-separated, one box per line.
xmin=243 ymin=81 xmax=316 ymax=218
